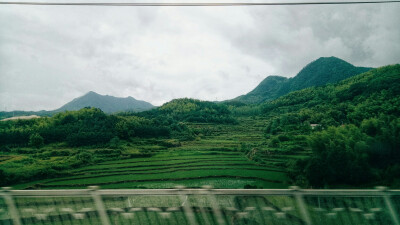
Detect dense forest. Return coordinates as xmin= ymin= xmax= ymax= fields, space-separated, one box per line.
xmin=0 ymin=98 xmax=237 ymax=148
xmin=260 ymin=65 xmax=400 ymax=187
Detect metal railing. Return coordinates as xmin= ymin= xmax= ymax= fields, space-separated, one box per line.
xmin=1 ymin=186 xmax=399 ymax=225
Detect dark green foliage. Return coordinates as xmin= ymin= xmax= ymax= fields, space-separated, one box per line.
xmin=76 ymin=151 xmax=93 ymax=165
xmin=265 ymin=64 xmax=400 ymax=187
xmin=306 ymin=125 xmax=372 ymax=187
xmin=29 ymin=133 xmax=44 ymax=148
xmin=0 ymin=107 xmax=174 ymax=148
xmin=66 ymin=131 xmax=114 ymax=147
xmin=108 ymin=136 xmax=121 ymax=148
xmin=263 ymin=65 xmax=400 ymax=130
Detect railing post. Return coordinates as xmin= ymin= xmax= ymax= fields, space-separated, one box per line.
xmin=88 ymin=186 xmax=111 ymax=225
xmin=175 ymin=186 xmax=197 ymax=225
xmin=202 ymin=185 xmax=226 ymax=225
xmin=2 ymin=187 xmax=22 ymax=225
xmin=376 ymin=186 xmax=400 ymax=225
xmin=291 ymin=186 xmax=312 ymax=225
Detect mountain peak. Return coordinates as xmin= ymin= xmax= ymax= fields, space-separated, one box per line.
xmin=56 ymin=92 xmax=154 ymax=113
xmin=85 ymin=91 xmax=99 ymax=96
xmin=230 ymin=56 xmax=372 ymax=104
xmin=316 ymin=56 xmax=345 ymax=61
xmin=291 ymin=56 xmax=371 ymax=89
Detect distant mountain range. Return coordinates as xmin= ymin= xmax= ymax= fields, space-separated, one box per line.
xmin=231 ymin=56 xmax=372 ymax=104
xmin=0 ymin=92 xmax=154 ymax=119
xmin=0 ymin=56 xmax=374 ymax=119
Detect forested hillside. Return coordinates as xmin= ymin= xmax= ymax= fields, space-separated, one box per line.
xmin=261 ymin=65 xmax=400 ymax=187
xmin=232 ymin=57 xmax=372 ymax=104
xmin=135 ymin=98 xmax=237 ymax=124
xmin=0 ymin=99 xmax=236 ymax=149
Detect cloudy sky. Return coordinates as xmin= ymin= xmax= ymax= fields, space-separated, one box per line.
xmin=1 ymin=0 xmax=399 ymax=111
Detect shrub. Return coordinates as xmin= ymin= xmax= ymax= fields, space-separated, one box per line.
xmin=76 ymin=151 xmax=93 ymax=165
xmin=29 ymin=133 xmax=44 ymax=148
xmin=109 ymin=136 xmax=121 ymax=148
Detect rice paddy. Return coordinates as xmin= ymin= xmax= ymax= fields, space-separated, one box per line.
xmin=12 ymin=117 xmax=310 ymax=189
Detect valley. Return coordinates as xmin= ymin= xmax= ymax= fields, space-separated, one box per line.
xmin=1 ymin=58 xmax=399 ymax=190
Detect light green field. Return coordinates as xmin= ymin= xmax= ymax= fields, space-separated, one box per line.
xmin=12 ymin=117 xmax=312 ymax=189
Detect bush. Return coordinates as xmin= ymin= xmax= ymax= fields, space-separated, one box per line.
xmin=66 ymin=132 xmax=113 ymax=147
xmin=109 ymin=136 xmax=120 ymax=148
xmin=277 ymin=134 xmax=291 ymax=142
xmin=160 ymin=140 xmax=181 ymax=148
xmin=269 ymin=137 xmax=280 ymax=147
xmin=29 ymin=133 xmax=44 ymax=148
xmin=287 ymin=145 xmax=304 ymax=152
xmin=0 ymin=145 xmax=11 ymax=152
xmin=76 ymin=151 xmax=93 ymax=165
xmin=244 ymin=184 xmax=258 ymax=189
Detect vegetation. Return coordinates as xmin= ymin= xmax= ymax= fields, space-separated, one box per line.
xmin=262 ymin=65 xmax=400 ymax=187
xmin=135 ymin=98 xmax=237 ymax=124
xmin=0 ymin=60 xmax=399 ymax=190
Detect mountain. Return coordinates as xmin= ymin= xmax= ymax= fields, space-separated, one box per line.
xmin=288 ymin=56 xmax=372 ymax=90
xmin=0 ymin=92 xmax=154 ymax=119
xmin=55 ymin=91 xmax=154 ymax=113
xmin=231 ymin=56 xmax=372 ymax=104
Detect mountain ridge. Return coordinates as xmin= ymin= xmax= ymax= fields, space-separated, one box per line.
xmin=55 ymin=91 xmax=154 ymax=113
xmin=231 ymin=56 xmax=372 ymax=104
xmin=0 ymin=91 xmax=154 ymax=119
xmin=0 ymin=56 xmax=374 ymax=119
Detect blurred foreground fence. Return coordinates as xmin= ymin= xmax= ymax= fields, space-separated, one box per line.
xmin=1 ymin=186 xmax=399 ymax=225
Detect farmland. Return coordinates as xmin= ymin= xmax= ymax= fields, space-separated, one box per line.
xmin=9 ymin=117 xmax=298 ymax=189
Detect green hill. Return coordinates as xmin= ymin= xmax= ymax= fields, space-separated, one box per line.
xmin=232 ymin=56 xmax=372 ymax=104
xmin=136 ymin=98 xmax=237 ymax=124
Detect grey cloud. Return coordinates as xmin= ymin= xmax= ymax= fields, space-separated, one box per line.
xmin=0 ymin=3 xmax=399 ymax=111
xmin=216 ymin=4 xmax=400 ymax=76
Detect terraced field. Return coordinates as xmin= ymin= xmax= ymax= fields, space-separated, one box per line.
xmin=13 ymin=117 xmax=310 ymax=189
xmin=15 ymin=151 xmax=287 ymax=189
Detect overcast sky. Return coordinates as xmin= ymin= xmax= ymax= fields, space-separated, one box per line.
xmin=1 ymin=0 xmax=399 ymax=111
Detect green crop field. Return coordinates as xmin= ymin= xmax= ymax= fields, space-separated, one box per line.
xmin=9 ymin=117 xmax=301 ymax=190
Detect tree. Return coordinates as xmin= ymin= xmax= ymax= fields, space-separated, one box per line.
xmin=29 ymin=133 xmax=44 ymax=148
xmin=305 ymin=125 xmax=372 ymax=186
